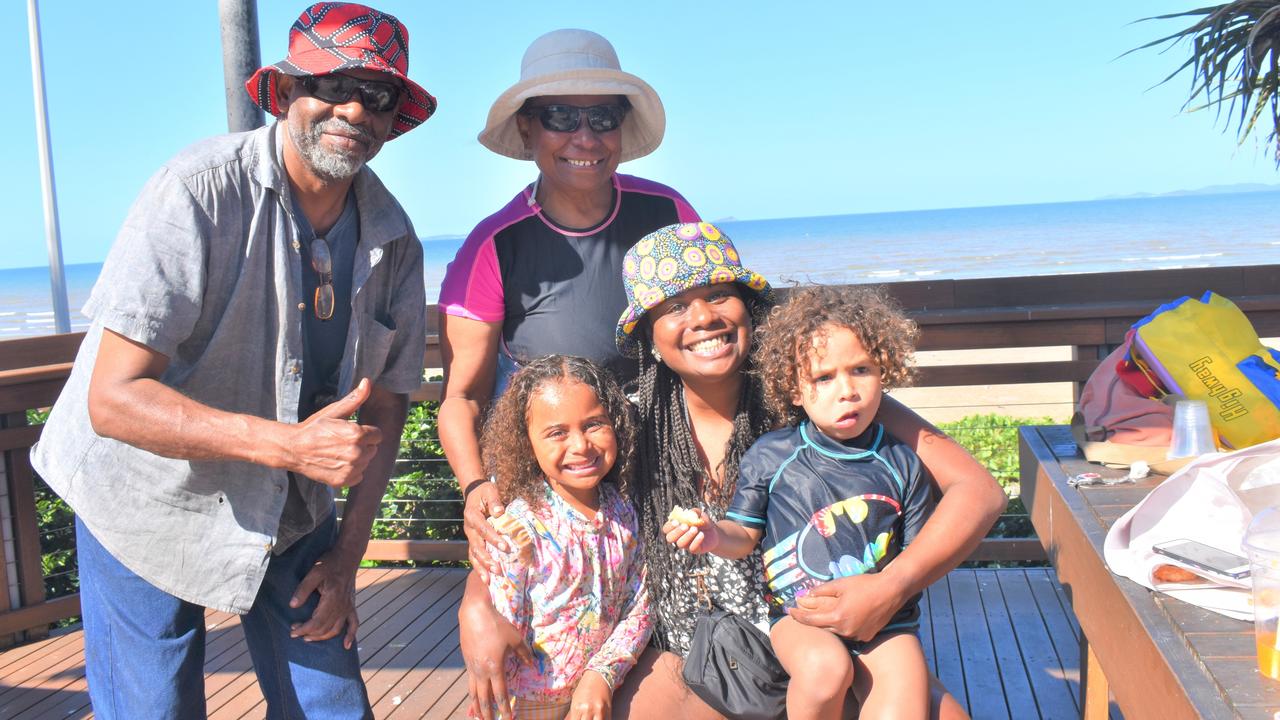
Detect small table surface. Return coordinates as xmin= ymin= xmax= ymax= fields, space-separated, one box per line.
xmin=1020 ymin=425 xmax=1280 ymax=720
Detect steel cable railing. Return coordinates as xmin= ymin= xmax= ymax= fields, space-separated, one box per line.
xmin=33 ymin=405 xmax=1051 ymax=603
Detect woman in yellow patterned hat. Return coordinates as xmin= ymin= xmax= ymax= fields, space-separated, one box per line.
xmin=614 ymin=224 xmax=1001 ymax=719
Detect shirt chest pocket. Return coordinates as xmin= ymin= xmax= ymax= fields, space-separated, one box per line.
xmin=353 ymin=313 xmax=397 ymax=383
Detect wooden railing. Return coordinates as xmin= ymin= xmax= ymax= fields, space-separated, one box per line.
xmin=0 ymin=333 xmax=86 ymax=645
xmin=1 ymin=264 xmax=1277 ymax=645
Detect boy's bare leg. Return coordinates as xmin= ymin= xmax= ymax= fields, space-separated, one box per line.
xmin=771 ymin=616 xmax=855 ymax=720
xmin=932 ymin=674 xmax=970 ymax=719
xmin=852 ymin=632 xmax=931 ymax=720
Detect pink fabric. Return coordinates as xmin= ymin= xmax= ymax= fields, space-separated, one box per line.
xmin=1102 ymin=438 xmax=1280 ymax=620
xmin=1078 ymin=341 xmax=1174 ymax=445
xmin=438 ymin=193 xmax=533 ymax=322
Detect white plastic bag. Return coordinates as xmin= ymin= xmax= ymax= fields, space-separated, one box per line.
xmin=1102 ymin=437 xmax=1280 ymax=620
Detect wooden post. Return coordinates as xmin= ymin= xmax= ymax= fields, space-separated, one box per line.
xmin=0 ymin=420 xmax=15 ymax=624
xmin=1080 ymin=637 xmax=1110 ymax=720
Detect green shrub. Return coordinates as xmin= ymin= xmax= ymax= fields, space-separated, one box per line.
xmin=25 ymin=409 xmax=79 ymax=599
xmin=360 ymin=399 xmax=463 ymax=543
xmin=35 ymin=477 xmax=77 ymax=598
xmin=937 ymin=413 xmax=1062 ymax=544
xmin=938 ymin=413 xmax=1060 ymax=494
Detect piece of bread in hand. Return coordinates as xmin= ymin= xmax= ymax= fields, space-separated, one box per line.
xmin=1152 ymin=563 xmax=1206 ymax=584
xmin=667 ymin=505 xmax=703 ymax=527
xmin=488 ymin=513 xmax=533 ymax=559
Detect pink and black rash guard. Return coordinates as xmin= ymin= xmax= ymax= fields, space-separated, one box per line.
xmin=439 ymin=174 xmax=698 ymax=384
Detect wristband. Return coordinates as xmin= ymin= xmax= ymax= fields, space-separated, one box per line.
xmin=463 ymin=478 xmax=492 ymax=501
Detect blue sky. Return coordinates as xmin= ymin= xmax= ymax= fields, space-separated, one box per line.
xmin=4 ymin=1 xmax=1276 ymax=270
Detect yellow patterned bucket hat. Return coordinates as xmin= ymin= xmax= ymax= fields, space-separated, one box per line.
xmin=616 ymin=222 xmax=772 ymax=358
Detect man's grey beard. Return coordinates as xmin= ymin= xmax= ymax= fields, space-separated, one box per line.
xmin=288 ymin=117 xmax=374 ymax=182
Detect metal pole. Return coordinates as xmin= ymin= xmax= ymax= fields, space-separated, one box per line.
xmin=219 ymin=0 xmax=265 ymax=133
xmin=26 ymin=0 xmax=70 ymax=335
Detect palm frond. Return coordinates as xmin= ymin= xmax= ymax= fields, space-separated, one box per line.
xmin=1135 ymin=1 xmax=1280 ymax=163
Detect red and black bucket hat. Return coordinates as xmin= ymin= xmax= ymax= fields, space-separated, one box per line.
xmin=245 ymin=2 xmax=436 ymax=139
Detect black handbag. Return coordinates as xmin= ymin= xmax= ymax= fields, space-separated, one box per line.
xmin=680 ymin=571 xmax=788 ymax=720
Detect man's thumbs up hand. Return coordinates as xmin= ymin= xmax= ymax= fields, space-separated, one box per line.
xmin=316 ymin=377 xmax=373 ymax=420
xmin=290 ymin=379 xmax=383 ymax=488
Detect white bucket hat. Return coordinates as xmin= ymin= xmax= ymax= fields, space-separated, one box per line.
xmin=478 ymin=29 xmax=665 ymax=163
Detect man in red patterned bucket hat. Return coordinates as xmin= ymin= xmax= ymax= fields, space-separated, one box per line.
xmin=30 ymin=4 xmax=432 ymax=718
xmin=246 ymin=1 xmax=436 ymax=140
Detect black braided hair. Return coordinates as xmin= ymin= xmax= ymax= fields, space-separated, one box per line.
xmin=629 ymin=295 xmax=775 ymax=648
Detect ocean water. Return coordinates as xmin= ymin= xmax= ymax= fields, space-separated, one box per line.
xmin=719 ymin=191 xmax=1280 ymax=285
xmin=0 ymin=263 xmax=103 ymax=338
xmin=6 ymin=191 xmax=1280 ymax=339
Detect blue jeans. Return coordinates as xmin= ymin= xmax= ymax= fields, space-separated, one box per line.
xmin=77 ymin=513 xmax=372 ymax=720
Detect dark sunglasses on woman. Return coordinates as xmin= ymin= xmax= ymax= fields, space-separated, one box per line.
xmin=299 ymin=73 xmax=402 ymax=113
xmin=523 ymin=103 xmax=628 ymax=133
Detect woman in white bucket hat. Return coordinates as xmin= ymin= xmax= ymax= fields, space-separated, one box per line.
xmin=476 ymin=28 xmax=665 ymax=164
xmin=439 ymin=30 xmax=699 ymax=561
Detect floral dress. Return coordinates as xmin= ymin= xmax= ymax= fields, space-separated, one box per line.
xmin=486 ymin=483 xmax=652 ymax=705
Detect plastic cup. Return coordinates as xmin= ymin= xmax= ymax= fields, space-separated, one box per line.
xmin=1167 ymin=399 xmax=1217 ymax=459
xmin=1245 ymin=508 xmax=1280 ymax=680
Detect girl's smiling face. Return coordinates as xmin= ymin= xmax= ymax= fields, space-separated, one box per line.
xmin=527 ymin=379 xmax=618 ymax=513
xmin=647 ymin=283 xmax=753 ymax=384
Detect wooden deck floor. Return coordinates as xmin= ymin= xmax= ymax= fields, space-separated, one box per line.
xmin=0 ymin=567 xmax=1085 ymax=719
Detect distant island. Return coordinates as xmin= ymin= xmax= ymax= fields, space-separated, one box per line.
xmin=1098 ymin=182 xmax=1280 ymax=200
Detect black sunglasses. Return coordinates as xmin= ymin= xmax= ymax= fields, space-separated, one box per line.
xmin=299 ymin=73 xmax=402 ymax=113
xmin=522 ymin=104 xmax=628 ymax=134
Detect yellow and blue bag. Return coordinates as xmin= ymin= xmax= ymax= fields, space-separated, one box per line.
xmin=1130 ymin=292 xmax=1280 ymax=449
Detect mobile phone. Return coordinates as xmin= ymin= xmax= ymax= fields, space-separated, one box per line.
xmin=1152 ymin=539 xmax=1250 ymax=579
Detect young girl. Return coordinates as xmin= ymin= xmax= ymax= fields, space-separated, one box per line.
xmin=667 ymin=285 xmax=934 ymax=720
xmin=478 ymin=354 xmax=651 ymax=720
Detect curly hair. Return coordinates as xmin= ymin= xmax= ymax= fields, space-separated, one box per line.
xmin=630 ymin=291 xmax=775 ymax=649
xmin=480 ymin=354 xmax=637 ymax=508
xmin=755 ymin=285 xmax=918 ymax=427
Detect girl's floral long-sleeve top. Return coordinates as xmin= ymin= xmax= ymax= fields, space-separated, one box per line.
xmin=486 ymin=482 xmax=652 ymax=704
